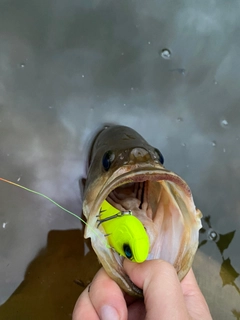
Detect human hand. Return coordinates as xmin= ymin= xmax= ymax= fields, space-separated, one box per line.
xmin=73 ymin=259 xmax=212 ymax=320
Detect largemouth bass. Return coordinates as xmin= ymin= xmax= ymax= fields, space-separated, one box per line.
xmin=83 ymin=125 xmax=202 ymax=296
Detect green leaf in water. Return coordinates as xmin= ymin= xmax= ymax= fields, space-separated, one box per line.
xmin=220 ymin=258 xmax=239 ymax=287
xmin=232 ymin=309 xmax=240 ymax=320
xmin=216 ymin=231 xmax=236 ymax=255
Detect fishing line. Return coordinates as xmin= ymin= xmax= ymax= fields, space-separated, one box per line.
xmin=0 ymin=177 xmax=110 ymax=248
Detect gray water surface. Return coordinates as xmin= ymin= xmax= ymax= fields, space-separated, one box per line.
xmin=0 ymin=1 xmax=239 ymax=319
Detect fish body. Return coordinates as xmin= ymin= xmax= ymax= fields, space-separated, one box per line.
xmin=83 ymin=125 xmax=202 ymax=296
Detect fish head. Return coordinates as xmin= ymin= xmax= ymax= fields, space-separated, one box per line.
xmin=83 ymin=125 xmax=202 ymax=296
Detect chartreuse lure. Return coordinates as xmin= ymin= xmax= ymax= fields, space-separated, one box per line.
xmin=97 ymin=200 xmax=150 ymax=263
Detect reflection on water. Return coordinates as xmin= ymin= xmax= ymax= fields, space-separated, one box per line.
xmin=199 ymin=216 xmax=240 ymax=318
xmin=0 ymin=230 xmax=100 ymax=320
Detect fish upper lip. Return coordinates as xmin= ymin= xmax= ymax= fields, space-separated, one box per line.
xmin=101 ymin=166 xmax=169 ymax=189
xmin=95 ymin=166 xmax=188 ymax=212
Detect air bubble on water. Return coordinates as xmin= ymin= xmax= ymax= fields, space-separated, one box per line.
xmin=160 ymin=48 xmax=171 ymax=60
xmin=17 ymin=177 xmax=21 ymax=182
xmin=176 ymin=117 xmax=183 ymax=122
xmin=104 ymin=125 xmax=109 ymax=129
xmin=186 ymin=164 xmax=189 ymax=168
xmin=82 ymin=74 xmax=85 ymax=78
xmin=123 ymin=103 xmax=126 ymax=106
xmin=148 ymin=41 xmax=151 ymax=45
xmin=181 ymin=142 xmax=186 ymax=147
xmin=214 ymin=80 xmax=218 ymax=85
xmin=220 ymin=119 xmax=228 ymax=128
xmin=211 ymin=141 xmax=217 ymax=147
xmin=223 ymin=148 xmax=226 ymax=153
xmin=207 ymin=228 xmax=219 ymax=241
xmin=2 ymin=222 xmax=7 ymax=229
xmin=20 ymin=63 xmax=25 ymax=68
xmin=131 ymin=87 xmax=134 ymax=91
xmin=121 ymin=52 xmax=124 ymax=55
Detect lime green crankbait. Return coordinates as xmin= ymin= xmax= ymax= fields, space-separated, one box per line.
xmin=97 ymin=200 xmax=150 ymax=263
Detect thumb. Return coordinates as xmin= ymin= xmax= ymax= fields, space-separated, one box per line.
xmin=123 ymin=259 xmax=190 ymax=320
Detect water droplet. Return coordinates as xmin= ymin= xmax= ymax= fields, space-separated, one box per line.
xmin=17 ymin=177 xmax=21 ymax=182
xmin=148 ymin=41 xmax=151 ymax=45
xmin=20 ymin=63 xmax=25 ymax=68
xmin=160 ymin=48 xmax=171 ymax=60
xmin=2 ymin=222 xmax=7 ymax=229
xmin=211 ymin=141 xmax=217 ymax=147
xmin=223 ymin=148 xmax=226 ymax=153
xmin=131 ymin=87 xmax=134 ymax=91
xmin=123 ymin=103 xmax=126 ymax=106
xmin=207 ymin=229 xmax=219 ymax=241
xmin=121 ymin=52 xmax=124 ymax=55
xmin=186 ymin=164 xmax=189 ymax=168
xmin=236 ymin=136 xmax=239 ymax=141
xmin=104 ymin=126 xmax=109 ymax=130
xmin=181 ymin=143 xmax=186 ymax=147
xmin=82 ymin=74 xmax=85 ymax=78
xmin=220 ymin=119 xmax=228 ymax=127
xmin=176 ymin=117 xmax=183 ymax=122
xmin=214 ymin=80 xmax=218 ymax=85
xmin=48 ymin=106 xmax=53 ymax=109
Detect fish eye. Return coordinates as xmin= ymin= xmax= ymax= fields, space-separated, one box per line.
xmin=154 ymin=148 xmax=164 ymax=165
xmin=123 ymin=244 xmax=133 ymax=259
xmin=102 ymin=151 xmax=115 ymax=171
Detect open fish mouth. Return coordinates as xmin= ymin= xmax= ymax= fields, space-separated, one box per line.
xmin=83 ymin=125 xmax=202 ymax=296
